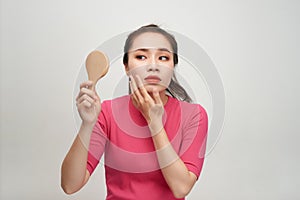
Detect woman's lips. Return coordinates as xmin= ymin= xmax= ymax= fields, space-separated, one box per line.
xmin=144 ymin=75 xmax=161 ymax=83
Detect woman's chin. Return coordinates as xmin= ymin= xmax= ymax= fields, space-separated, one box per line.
xmin=144 ymin=84 xmax=166 ymax=93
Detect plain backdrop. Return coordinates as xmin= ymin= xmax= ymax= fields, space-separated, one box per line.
xmin=1 ymin=0 xmax=299 ymax=199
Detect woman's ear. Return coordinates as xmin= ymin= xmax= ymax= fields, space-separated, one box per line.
xmin=124 ymin=64 xmax=129 ymax=75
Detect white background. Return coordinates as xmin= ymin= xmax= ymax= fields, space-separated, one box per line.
xmin=1 ymin=0 xmax=299 ymax=199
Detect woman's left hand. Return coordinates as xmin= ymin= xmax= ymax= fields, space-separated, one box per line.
xmin=130 ymin=75 xmax=164 ymax=135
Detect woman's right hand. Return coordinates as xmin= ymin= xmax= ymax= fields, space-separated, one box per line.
xmin=76 ymin=81 xmax=101 ymax=126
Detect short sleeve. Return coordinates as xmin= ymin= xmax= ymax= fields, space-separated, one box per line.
xmin=86 ymin=101 xmax=110 ymax=175
xmin=179 ymin=104 xmax=208 ymax=179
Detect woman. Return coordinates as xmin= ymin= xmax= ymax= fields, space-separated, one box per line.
xmin=61 ymin=24 xmax=208 ymax=200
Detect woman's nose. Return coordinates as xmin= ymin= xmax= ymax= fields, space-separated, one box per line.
xmin=147 ymin=63 xmax=159 ymax=72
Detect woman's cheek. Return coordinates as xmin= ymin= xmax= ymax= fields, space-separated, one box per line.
xmin=159 ymin=66 xmax=173 ymax=87
xmin=127 ymin=65 xmax=148 ymax=85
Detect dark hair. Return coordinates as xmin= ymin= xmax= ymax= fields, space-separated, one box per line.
xmin=123 ymin=24 xmax=192 ymax=102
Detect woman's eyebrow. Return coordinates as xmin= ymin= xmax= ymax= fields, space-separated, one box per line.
xmin=157 ymin=48 xmax=172 ymax=53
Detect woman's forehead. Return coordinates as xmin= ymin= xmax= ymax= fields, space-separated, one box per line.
xmin=129 ymin=32 xmax=173 ymax=53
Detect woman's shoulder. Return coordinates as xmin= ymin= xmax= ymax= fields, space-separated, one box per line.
xmin=170 ymin=96 xmax=206 ymax=112
xmin=168 ymin=97 xmax=208 ymax=123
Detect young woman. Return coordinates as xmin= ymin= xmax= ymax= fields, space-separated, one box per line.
xmin=61 ymin=24 xmax=208 ymax=200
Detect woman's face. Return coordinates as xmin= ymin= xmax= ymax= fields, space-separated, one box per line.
xmin=125 ymin=32 xmax=174 ymax=92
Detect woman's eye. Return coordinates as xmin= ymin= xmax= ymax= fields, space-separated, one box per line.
xmin=136 ymin=55 xmax=146 ymax=60
xmin=159 ymin=56 xmax=169 ymax=61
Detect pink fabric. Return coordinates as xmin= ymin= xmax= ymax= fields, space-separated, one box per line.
xmin=87 ymin=95 xmax=208 ymax=200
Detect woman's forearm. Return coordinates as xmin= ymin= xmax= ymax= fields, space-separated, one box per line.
xmin=61 ymin=123 xmax=93 ymax=194
xmin=152 ymin=129 xmax=197 ymax=199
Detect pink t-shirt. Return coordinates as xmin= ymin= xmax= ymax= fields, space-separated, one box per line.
xmin=87 ymin=95 xmax=208 ymax=200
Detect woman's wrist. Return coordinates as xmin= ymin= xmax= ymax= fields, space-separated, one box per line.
xmin=81 ymin=120 xmax=96 ymax=130
xmin=148 ymin=119 xmax=163 ymax=136
xmin=78 ymin=122 xmax=95 ymax=149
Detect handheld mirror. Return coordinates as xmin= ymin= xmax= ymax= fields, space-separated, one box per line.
xmin=85 ymin=50 xmax=109 ymax=90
